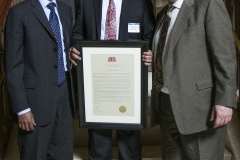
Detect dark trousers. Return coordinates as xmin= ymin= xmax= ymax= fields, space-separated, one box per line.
xmin=18 ymin=80 xmax=73 ymax=160
xmin=160 ymin=92 xmax=227 ymax=160
xmin=88 ymin=129 xmax=142 ymax=160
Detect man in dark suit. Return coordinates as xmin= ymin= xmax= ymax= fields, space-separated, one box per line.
xmin=151 ymin=0 xmax=237 ymax=159
xmin=5 ymin=0 xmax=74 ymax=159
xmin=69 ymin=0 xmax=155 ymax=159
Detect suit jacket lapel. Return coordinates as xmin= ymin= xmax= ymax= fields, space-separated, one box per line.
xmin=118 ymin=0 xmax=131 ymax=40
xmin=167 ymin=0 xmax=194 ymax=62
xmin=31 ymin=0 xmax=55 ymax=39
xmin=94 ymin=0 xmax=103 ymax=40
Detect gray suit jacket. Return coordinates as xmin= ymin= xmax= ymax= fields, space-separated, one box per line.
xmin=151 ymin=0 xmax=237 ymax=134
xmin=5 ymin=0 xmax=73 ymax=126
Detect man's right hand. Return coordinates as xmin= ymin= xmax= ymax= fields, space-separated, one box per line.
xmin=18 ymin=111 xmax=36 ymax=131
xmin=69 ymin=47 xmax=81 ymax=66
xmin=210 ymin=105 xmax=233 ymax=129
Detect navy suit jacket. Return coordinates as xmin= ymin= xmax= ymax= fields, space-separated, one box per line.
xmin=5 ymin=0 xmax=73 ymax=126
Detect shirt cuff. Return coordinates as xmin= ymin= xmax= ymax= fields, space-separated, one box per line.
xmin=17 ymin=108 xmax=31 ymax=115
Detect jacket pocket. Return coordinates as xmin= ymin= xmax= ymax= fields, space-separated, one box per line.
xmin=23 ymin=79 xmax=37 ymax=89
xmin=196 ymin=78 xmax=213 ymax=90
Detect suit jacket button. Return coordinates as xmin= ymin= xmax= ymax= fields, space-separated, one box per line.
xmin=53 ymin=65 xmax=58 ymax=69
xmin=53 ymin=48 xmax=57 ymax=52
xmin=54 ymin=82 xmax=58 ymax=87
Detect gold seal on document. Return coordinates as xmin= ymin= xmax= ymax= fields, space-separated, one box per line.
xmin=119 ymin=106 xmax=126 ymax=113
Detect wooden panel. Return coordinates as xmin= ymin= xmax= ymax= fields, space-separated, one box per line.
xmin=0 ymin=0 xmax=23 ymax=159
xmin=0 ymin=0 xmax=12 ymax=26
xmin=0 ymin=73 xmax=5 ymax=160
xmin=0 ymin=71 xmax=12 ymax=160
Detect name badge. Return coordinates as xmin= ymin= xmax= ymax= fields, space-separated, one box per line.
xmin=128 ymin=23 xmax=140 ymax=33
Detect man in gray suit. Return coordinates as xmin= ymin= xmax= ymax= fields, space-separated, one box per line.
xmin=5 ymin=0 xmax=74 ymax=159
xmin=151 ymin=0 xmax=237 ymax=159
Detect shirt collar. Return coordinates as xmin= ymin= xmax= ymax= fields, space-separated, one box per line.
xmin=39 ymin=0 xmax=58 ymax=9
xmin=169 ymin=0 xmax=184 ymax=9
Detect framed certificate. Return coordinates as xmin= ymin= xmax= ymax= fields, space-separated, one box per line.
xmin=76 ymin=41 xmax=148 ymax=130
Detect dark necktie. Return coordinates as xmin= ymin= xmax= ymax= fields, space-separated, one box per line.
xmin=154 ymin=5 xmax=175 ymax=92
xmin=105 ymin=0 xmax=117 ymax=40
xmin=47 ymin=2 xmax=66 ymax=85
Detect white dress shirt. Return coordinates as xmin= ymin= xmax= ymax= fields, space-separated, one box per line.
xmin=161 ymin=0 xmax=184 ymax=94
xmin=100 ymin=0 xmax=122 ymax=40
xmin=18 ymin=0 xmax=67 ymax=115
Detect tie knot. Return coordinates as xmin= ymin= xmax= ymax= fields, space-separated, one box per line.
xmin=167 ymin=5 xmax=175 ymax=18
xmin=108 ymin=0 xmax=115 ymax=8
xmin=168 ymin=5 xmax=175 ymax=12
xmin=47 ymin=2 xmax=56 ymax=11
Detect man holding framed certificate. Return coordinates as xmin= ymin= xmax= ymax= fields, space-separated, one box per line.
xmin=69 ymin=0 xmax=155 ymax=159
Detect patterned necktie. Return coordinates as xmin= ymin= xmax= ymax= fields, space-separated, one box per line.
xmin=47 ymin=2 xmax=66 ymax=85
xmin=154 ymin=5 xmax=175 ymax=92
xmin=105 ymin=0 xmax=116 ymax=40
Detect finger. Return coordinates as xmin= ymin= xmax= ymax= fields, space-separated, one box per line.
xmin=32 ymin=117 xmax=36 ymax=126
xmin=144 ymin=62 xmax=151 ymax=66
xmin=214 ymin=111 xmax=224 ymax=128
xmin=143 ymin=50 xmax=152 ymax=55
xmin=71 ymin=53 xmax=81 ymax=60
xmin=70 ymin=59 xmax=77 ymax=66
xmin=69 ymin=54 xmax=81 ymax=64
xmin=69 ymin=47 xmax=80 ymax=55
xmin=219 ymin=118 xmax=226 ymax=127
xmin=142 ymin=55 xmax=152 ymax=60
xmin=223 ymin=118 xmax=229 ymax=126
xmin=29 ymin=123 xmax=35 ymax=131
xmin=71 ymin=47 xmax=80 ymax=55
xmin=214 ymin=118 xmax=226 ymax=128
xmin=213 ymin=117 xmax=221 ymax=128
xmin=142 ymin=57 xmax=152 ymax=63
xmin=143 ymin=55 xmax=152 ymax=58
xmin=24 ymin=122 xmax=30 ymax=131
xmin=21 ymin=123 xmax=26 ymax=131
xmin=143 ymin=53 xmax=151 ymax=57
xmin=143 ymin=57 xmax=152 ymax=62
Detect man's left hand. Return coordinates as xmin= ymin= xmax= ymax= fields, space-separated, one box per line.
xmin=142 ymin=50 xmax=152 ymax=66
xmin=210 ymin=105 xmax=233 ymax=129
